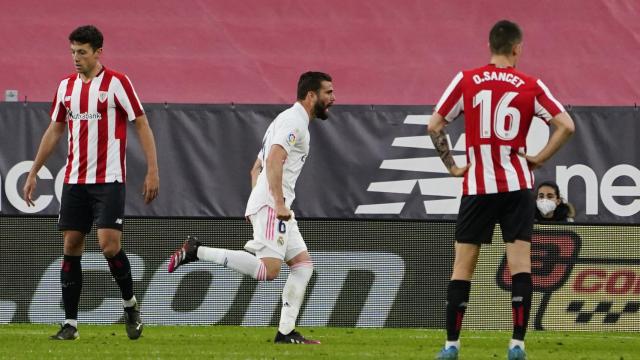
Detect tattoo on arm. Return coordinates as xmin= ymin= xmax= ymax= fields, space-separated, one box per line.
xmin=430 ymin=130 xmax=456 ymax=170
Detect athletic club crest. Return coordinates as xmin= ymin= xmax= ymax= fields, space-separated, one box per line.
xmin=98 ymin=91 xmax=108 ymax=103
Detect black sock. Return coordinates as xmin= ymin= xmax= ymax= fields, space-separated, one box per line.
xmin=511 ymin=272 xmax=532 ymax=341
xmin=446 ymin=280 xmax=471 ymax=341
xmin=105 ymin=249 xmax=134 ymax=302
xmin=61 ymin=255 xmax=82 ymax=321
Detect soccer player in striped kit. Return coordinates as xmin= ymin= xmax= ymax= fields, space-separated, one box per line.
xmin=168 ymin=71 xmax=334 ymax=344
xmin=428 ymin=20 xmax=575 ymax=360
xmin=23 ymin=25 xmax=159 ymax=340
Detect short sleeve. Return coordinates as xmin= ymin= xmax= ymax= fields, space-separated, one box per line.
xmin=114 ymin=74 xmax=145 ymax=121
xmin=49 ymin=81 xmax=67 ymax=123
xmin=434 ymin=71 xmax=464 ymax=122
xmin=534 ymin=79 xmax=565 ymax=123
xmin=271 ymin=116 xmax=305 ymax=154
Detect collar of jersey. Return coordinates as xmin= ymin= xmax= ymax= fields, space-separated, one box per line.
xmin=487 ymin=63 xmax=514 ymax=70
xmin=78 ymin=65 xmax=106 ymax=83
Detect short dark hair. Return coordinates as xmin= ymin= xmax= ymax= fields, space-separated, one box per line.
xmin=297 ymin=71 xmax=332 ymax=100
xmin=69 ymin=25 xmax=103 ymax=51
xmin=537 ymin=181 xmax=561 ymax=198
xmin=489 ymin=20 xmax=522 ymax=55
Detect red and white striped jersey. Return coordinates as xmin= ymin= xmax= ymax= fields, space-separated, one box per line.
xmin=50 ymin=66 xmax=144 ymax=184
xmin=435 ymin=64 xmax=565 ymax=195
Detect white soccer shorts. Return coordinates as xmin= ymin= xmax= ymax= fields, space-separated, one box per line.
xmin=245 ymin=206 xmax=307 ymax=261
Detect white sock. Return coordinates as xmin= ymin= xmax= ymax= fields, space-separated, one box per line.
xmin=278 ymin=261 xmax=313 ymax=335
xmin=123 ymin=295 xmax=137 ymax=308
xmin=509 ymin=339 xmax=525 ymax=350
xmin=197 ymin=246 xmax=266 ymax=280
xmin=445 ymin=340 xmax=460 ymax=349
xmin=64 ymin=319 xmax=78 ymax=328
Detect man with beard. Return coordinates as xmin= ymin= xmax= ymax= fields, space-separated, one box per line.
xmin=167 ymin=71 xmax=334 ymax=344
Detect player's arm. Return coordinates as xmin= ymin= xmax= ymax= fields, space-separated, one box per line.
xmin=23 ymin=121 xmax=67 ymax=206
xmin=428 ymin=112 xmax=470 ymax=177
xmin=266 ymin=144 xmax=291 ymax=220
xmin=134 ymin=114 xmax=160 ymax=204
xmin=250 ymin=157 xmax=262 ymax=189
xmin=524 ymin=111 xmax=575 ymax=169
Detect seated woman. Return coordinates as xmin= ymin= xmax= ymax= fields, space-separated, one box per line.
xmin=535 ymin=181 xmax=576 ymax=222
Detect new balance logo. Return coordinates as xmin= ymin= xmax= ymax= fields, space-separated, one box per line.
xmin=355 ymin=115 xmax=465 ymax=216
xmin=115 ymin=218 xmax=123 ymax=225
xmin=355 ymin=114 xmax=549 ymax=216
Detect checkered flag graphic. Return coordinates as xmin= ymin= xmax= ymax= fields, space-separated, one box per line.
xmin=567 ymin=301 xmax=640 ymax=324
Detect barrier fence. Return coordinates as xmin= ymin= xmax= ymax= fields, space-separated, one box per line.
xmin=0 ymin=216 xmax=638 ymax=331
xmin=2 ymin=103 xmax=640 ymax=223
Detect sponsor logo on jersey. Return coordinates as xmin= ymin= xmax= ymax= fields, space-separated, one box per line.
xmin=68 ymin=110 xmax=102 ymax=121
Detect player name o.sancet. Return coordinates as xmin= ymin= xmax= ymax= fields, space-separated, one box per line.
xmin=472 ymin=71 xmax=525 ymax=87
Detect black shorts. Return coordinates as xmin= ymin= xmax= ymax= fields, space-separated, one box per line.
xmin=455 ymin=189 xmax=535 ymax=245
xmin=58 ymin=183 xmax=126 ymax=234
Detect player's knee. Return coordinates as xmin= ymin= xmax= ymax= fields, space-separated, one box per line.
xmin=100 ymin=243 xmax=121 ymax=258
xmin=63 ymin=234 xmax=84 ymax=255
xmin=292 ymin=260 xmax=314 ymax=272
xmin=265 ymin=267 xmax=281 ymax=281
xmin=509 ymin=261 xmax=531 ymax=275
xmin=304 ymin=261 xmax=314 ymax=271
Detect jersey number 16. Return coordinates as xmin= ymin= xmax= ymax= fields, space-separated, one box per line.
xmin=473 ymin=90 xmax=521 ymax=141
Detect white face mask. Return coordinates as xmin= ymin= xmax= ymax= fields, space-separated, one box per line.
xmin=537 ymin=198 xmax=557 ymax=216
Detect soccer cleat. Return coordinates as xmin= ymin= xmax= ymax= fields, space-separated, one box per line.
xmin=274 ymin=330 xmax=321 ymax=344
xmin=507 ymin=345 xmax=527 ymax=360
xmin=168 ymin=235 xmax=201 ymax=273
xmin=124 ymin=303 xmax=143 ymax=340
xmin=435 ymin=346 xmax=459 ymax=360
xmin=49 ymin=323 xmax=79 ymax=340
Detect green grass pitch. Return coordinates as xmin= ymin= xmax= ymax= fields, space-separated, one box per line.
xmin=0 ymin=325 xmax=637 ymax=359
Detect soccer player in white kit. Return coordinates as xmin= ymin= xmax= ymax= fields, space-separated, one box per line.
xmin=168 ymin=71 xmax=334 ymax=344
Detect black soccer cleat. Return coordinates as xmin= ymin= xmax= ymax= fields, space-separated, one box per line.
xmin=274 ymin=330 xmax=321 ymax=344
xmin=49 ymin=323 xmax=79 ymax=340
xmin=168 ymin=235 xmax=201 ymax=273
xmin=124 ymin=303 xmax=143 ymax=340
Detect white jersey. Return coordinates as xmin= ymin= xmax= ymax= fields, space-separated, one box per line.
xmin=245 ymin=102 xmax=310 ymax=216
